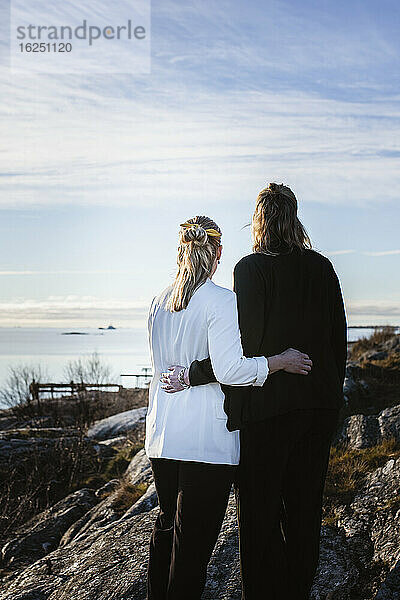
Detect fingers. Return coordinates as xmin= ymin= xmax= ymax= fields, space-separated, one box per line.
xmin=292 ymin=367 xmax=309 ymax=375
xmin=285 ymin=364 xmax=311 ymax=375
xmin=300 ymin=353 xmax=312 ymax=362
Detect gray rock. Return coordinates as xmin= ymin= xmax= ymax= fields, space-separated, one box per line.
xmin=378 ymin=406 xmax=400 ymax=443
xmin=125 ymin=448 xmax=153 ymax=486
xmin=335 ymin=404 xmax=400 ymax=449
xmin=86 ymin=407 xmax=147 ymax=441
xmin=343 ymin=376 xmax=360 ymax=406
xmin=95 ymin=479 xmax=120 ymax=498
xmin=1 ymin=489 xmax=98 ymax=568
xmin=340 ymin=457 xmax=400 ymax=570
xmin=0 ymin=488 xmax=365 ymax=600
xmin=0 ymin=504 xmax=157 ymax=600
xmin=59 ymin=453 xmax=152 ymax=548
xmin=361 ymin=351 xmax=389 ymax=362
xmin=0 ymin=428 xmax=80 ymax=439
xmin=2 ymin=454 xmax=399 ymax=599
xmin=96 ymin=435 xmax=127 ymax=447
xmin=375 ymin=562 xmax=400 ymax=600
xmin=0 ymin=433 xmax=92 ymax=470
xmin=337 ymin=414 xmax=380 ymax=449
xmin=122 ymin=482 xmax=158 ymax=519
xmin=59 ymin=485 xmax=126 ymax=548
xmin=383 ymin=337 xmax=400 ymax=351
xmin=310 ymin=527 xmax=359 ymax=600
xmin=345 ymin=364 xmax=363 ymax=379
xmin=203 ymin=490 xmax=241 ymax=599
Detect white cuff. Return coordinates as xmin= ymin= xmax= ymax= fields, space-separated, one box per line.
xmin=253 ymin=356 xmax=269 ymax=386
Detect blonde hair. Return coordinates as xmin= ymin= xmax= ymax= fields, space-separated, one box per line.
xmin=252 ymin=183 xmax=312 ymax=255
xmin=166 ymin=216 xmax=222 ymax=312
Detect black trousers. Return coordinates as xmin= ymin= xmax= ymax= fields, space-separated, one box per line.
xmin=237 ymin=408 xmax=339 ymax=600
xmin=147 ymin=458 xmax=236 ymax=600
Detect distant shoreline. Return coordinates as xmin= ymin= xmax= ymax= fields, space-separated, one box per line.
xmin=348 ymin=325 xmax=398 ymax=329
xmin=1 ymin=325 xmax=398 ymax=330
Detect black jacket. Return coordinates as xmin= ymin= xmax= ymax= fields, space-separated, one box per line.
xmin=189 ymin=249 xmax=347 ymax=431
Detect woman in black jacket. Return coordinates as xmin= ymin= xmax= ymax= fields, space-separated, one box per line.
xmin=165 ymin=183 xmax=347 ymax=600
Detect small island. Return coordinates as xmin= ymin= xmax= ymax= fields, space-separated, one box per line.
xmin=61 ymin=332 xmax=89 ymax=336
xmin=98 ymin=325 xmax=117 ymax=330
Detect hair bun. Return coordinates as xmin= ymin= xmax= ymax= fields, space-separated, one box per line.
xmin=182 ymin=225 xmax=208 ymax=246
xmin=268 ymin=182 xmax=282 ymax=193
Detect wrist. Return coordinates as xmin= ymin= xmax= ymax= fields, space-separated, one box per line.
xmin=267 ymin=355 xmax=284 ymax=374
xmin=177 ymin=367 xmax=190 ymax=389
xmin=184 ymin=367 xmax=190 ymax=386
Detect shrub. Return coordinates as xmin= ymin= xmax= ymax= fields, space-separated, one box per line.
xmin=0 ymin=434 xmax=95 ymax=540
xmin=0 ymin=364 xmax=48 ymax=415
xmin=63 ymin=352 xmax=113 ymax=385
xmin=350 ymin=326 xmax=397 ymax=361
xmin=323 ymin=439 xmax=400 ymax=525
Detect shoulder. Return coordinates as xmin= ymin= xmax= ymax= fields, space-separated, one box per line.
xmin=202 ymin=281 xmax=237 ymax=318
xmin=234 ymin=252 xmax=266 ymax=273
xmin=204 ymin=280 xmax=236 ymax=303
xmin=150 ymin=285 xmax=173 ymax=312
xmin=303 ymin=249 xmax=336 ymax=273
xmin=185 ymin=281 xmax=235 ymax=325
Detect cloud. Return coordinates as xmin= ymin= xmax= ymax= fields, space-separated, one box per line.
xmin=0 ymin=270 xmax=128 ymax=276
xmin=2 ymin=295 xmax=398 ymax=329
xmin=347 ymin=301 xmax=400 ymax=317
xmin=325 ymin=250 xmax=356 ymax=256
xmin=0 ymin=296 xmax=151 ymax=327
xmin=0 ymin=1 xmax=399 ymax=210
xmin=0 ymin=86 xmax=399 ymax=209
xmin=363 ymin=250 xmax=400 ymax=257
xmin=323 ymin=250 xmax=400 ymax=258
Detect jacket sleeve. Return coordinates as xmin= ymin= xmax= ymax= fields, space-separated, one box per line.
xmin=233 ymin=257 xmax=266 ymax=356
xmin=189 ymin=258 xmax=267 ymax=387
xmin=206 ymin=290 xmax=268 ymax=386
xmin=330 ymin=267 xmax=347 ymax=387
xmin=189 ymin=357 xmax=216 ymax=386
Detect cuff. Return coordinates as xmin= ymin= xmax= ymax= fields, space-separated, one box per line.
xmin=253 ymin=356 xmax=269 ymax=387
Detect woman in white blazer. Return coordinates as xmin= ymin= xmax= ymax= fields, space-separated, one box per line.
xmin=145 ymin=215 xmax=311 ymax=600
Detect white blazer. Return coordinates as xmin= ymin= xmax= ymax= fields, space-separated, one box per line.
xmin=145 ymin=279 xmax=269 ymax=465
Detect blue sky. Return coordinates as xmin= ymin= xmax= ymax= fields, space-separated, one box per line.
xmin=0 ymin=0 xmax=399 ymax=327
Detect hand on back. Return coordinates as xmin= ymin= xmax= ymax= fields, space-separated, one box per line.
xmin=279 ymin=348 xmax=312 ymax=375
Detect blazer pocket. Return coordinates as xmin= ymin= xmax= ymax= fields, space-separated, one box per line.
xmin=215 ymin=399 xmax=227 ymax=420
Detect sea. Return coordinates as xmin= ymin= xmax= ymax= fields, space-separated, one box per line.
xmin=0 ymin=327 xmax=150 ymax=401
xmin=0 ymin=326 xmax=393 ymax=406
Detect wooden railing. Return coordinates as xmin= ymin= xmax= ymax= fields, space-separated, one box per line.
xmin=29 ymin=381 xmax=123 ymax=401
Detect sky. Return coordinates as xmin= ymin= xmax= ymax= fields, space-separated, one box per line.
xmin=0 ymin=0 xmax=399 ymax=328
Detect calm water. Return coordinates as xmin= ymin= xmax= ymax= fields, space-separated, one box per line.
xmin=0 ymin=326 xmax=391 ymax=404
xmin=0 ymin=327 xmax=150 ymax=398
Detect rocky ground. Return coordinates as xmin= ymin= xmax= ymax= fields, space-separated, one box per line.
xmin=0 ymin=332 xmax=399 ymax=599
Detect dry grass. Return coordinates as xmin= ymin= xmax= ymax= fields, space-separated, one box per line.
xmin=323 ymin=439 xmax=400 ymax=525
xmin=102 ymin=443 xmax=144 ymax=478
xmin=350 ymin=327 xmax=397 ymax=361
xmin=0 ymin=434 xmax=96 ymax=540
xmin=113 ymin=480 xmax=149 ymax=513
xmin=0 ymin=435 xmax=144 ymax=543
xmin=374 ymin=353 xmax=400 ymax=372
xmin=0 ymin=388 xmax=148 ymax=431
xmin=81 ymin=442 xmax=144 ymax=490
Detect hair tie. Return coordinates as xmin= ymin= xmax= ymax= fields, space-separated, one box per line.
xmin=180 ymin=222 xmax=221 ymax=239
